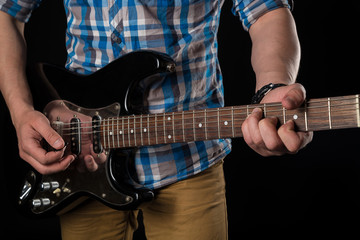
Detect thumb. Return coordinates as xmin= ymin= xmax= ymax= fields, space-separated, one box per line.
xmin=33 ymin=115 xmax=65 ymax=150
xmin=282 ymin=83 xmax=306 ymax=110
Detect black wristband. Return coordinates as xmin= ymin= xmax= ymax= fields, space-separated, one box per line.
xmin=251 ymin=83 xmax=287 ymax=104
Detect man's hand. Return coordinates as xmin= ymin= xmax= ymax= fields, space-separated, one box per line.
xmin=14 ymin=109 xmax=75 ymax=174
xmin=241 ymin=83 xmax=313 ymax=156
xmin=14 ymin=101 xmax=107 ymax=175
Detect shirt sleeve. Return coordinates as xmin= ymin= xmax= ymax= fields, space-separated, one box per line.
xmin=0 ymin=0 xmax=42 ymax=22
xmin=232 ymin=0 xmax=291 ymax=31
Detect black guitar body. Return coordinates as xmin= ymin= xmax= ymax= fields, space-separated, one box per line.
xmin=19 ymin=50 xmax=175 ymax=216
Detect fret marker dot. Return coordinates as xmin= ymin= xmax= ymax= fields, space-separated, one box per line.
xmin=130 ymin=129 xmax=134 ymax=134
xmin=119 ymin=131 xmax=123 ymax=135
xmin=293 ymin=115 xmax=298 ymax=120
xmin=198 ymin=123 xmax=202 ymax=128
xmin=109 ymin=131 xmax=113 ymax=136
xmin=168 ymin=135 xmax=172 ymax=139
xmin=144 ymin=128 xmax=147 ymax=132
xmin=224 ymin=121 xmax=228 ymax=126
xmin=167 ymin=117 xmax=171 ymax=121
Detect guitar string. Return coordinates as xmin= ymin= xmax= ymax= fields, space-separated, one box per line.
xmin=56 ymin=96 xmax=359 ymax=128
xmin=58 ymin=101 xmax=359 ymax=131
xmin=60 ymin=106 xmax=359 ymax=136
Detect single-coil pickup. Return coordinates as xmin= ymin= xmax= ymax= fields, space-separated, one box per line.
xmin=70 ymin=117 xmax=81 ymax=155
xmin=92 ymin=115 xmax=103 ymax=154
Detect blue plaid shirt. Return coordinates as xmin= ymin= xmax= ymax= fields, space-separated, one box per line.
xmin=1 ymin=0 xmax=290 ymax=189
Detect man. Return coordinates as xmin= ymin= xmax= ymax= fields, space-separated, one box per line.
xmin=0 ymin=0 xmax=312 ymax=239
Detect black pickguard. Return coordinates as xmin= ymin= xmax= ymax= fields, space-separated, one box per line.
xmin=18 ymin=50 xmax=175 ymax=216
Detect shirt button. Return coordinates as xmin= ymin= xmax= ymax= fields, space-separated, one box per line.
xmin=111 ymin=33 xmax=122 ymax=44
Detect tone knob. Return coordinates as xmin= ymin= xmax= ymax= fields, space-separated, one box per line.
xmin=41 ymin=182 xmax=51 ymax=191
xmin=32 ymin=199 xmax=41 ymax=208
xmin=32 ymin=198 xmax=51 ymax=208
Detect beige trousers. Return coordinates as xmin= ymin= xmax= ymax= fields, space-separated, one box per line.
xmin=60 ymin=160 xmax=228 ymax=240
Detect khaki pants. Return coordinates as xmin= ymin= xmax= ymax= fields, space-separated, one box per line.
xmin=60 ymin=160 xmax=227 ymax=240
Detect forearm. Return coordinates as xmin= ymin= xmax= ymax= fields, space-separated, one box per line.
xmin=249 ymin=8 xmax=300 ymax=91
xmin=0 ymin=11 xmax=33 ymax=126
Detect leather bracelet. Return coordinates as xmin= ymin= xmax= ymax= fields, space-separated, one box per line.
xmin=251 ymin=83 xmax=287 ymax=104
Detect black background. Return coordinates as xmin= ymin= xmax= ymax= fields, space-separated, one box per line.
xmin=1 ymin=0 xmax=360 ymax=239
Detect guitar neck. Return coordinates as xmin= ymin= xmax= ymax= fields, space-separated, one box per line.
xmin=100 ymin=94 xmax=360 ymax=149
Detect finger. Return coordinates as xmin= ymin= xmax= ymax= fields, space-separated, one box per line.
xmin=20 ymin=138 xmax=66 ymax=165
xmin=90 ymin=144 xmax=107 ymax=164
xmin=242 ymin=108 xmax=266 ymax=150
xmin=22 ymin=153 xmax=75 ymax=175
xmin=282 ymin=83 xmax=306 ymax=110
xmin=258 ymin=117 xmax=285 ymax=152
xmin=278 ymin=120 xmax=313 ymax=153
xmin=84 ymin=155 xmax=98 ymax=172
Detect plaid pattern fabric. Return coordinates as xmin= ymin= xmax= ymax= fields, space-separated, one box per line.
xmin=1 ymin=0 xmax=290 ymax=189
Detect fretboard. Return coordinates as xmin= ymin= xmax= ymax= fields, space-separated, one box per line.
xmin=100 ymin=94 xmax=360 ymax=149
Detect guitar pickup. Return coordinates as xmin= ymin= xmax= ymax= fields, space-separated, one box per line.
xmin=92 ymin=115 xmax=103 ymax=154
xmin=70 ymin=117 xmax=81 ymax=155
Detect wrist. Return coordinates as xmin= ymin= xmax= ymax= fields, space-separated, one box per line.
xmin=251 ymin=83 xmax=287 ymax=104
xmin=10 ymin=101 xmax=35 ymax=128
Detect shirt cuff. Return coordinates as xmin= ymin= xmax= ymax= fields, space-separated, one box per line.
xmin=232 ymin=0 xmax=291 ymax=31
xmin=0 ymin=0 xmax=41 ymax=22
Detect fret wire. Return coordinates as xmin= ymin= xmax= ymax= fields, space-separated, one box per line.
xmin=140 ymin=113 xmax=143 ymax=146
xmin=127 ymin=116 xmax=131 ymax=147
xmin=111 ymin=118 xmax=115 ymax=148
xmin=182 ymin=111 xmax=185 ymax=142
xmin=147 ymin=114 xmax=150 ymax=145
xmin=133 ymin=115 xmax=137 ymax=146
xmin=122 ymin=117 xmax=125 ymax=148
xmin=193 ymin=110 xmax=196 ymax=141
xmin=304 ymin=102 xmax=308 ymax=131
xmin=263 ymin=103 xmax=267 ymax=117
xmin=327 ymin=98 xmax=332 ymax=129
xmin=217 ymin=108 xmax=220 ymax=138
xmin=204 ymin=109 xmax=208 ymax=140
xmin=172 ymin=112 xmax=175 ymax=143
xmin=107 ymin=119 xmax=111 ymax=149
xmin=117 ymin=117 xmax=120 ymax=147
xmin=231 ymin=106 xmax=235 ymax=138
xmin=155 ymin=114 xmax=158 ymax=145
xmin=282 ymin=107 xmax=286 ymax=124
xmin=356 ymin=94 xmax=360 ymax=127
xmin=165 ymin=113 xmax=168 ymax=144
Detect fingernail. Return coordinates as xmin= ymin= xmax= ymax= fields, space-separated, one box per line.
xmin=53 ymin=139 xmax=64 ymax=149
xmin=252 ymin=107 xmax=262 ymax=114
xmin=285 ymin=120 xmax=294 ymax=129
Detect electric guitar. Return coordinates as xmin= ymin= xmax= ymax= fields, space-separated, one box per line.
xmin=18 ymin=50 xmax=360 ymax=216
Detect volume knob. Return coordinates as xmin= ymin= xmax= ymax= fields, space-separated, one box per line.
xmin=32 ymin=198 xmax=51 ymax=208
